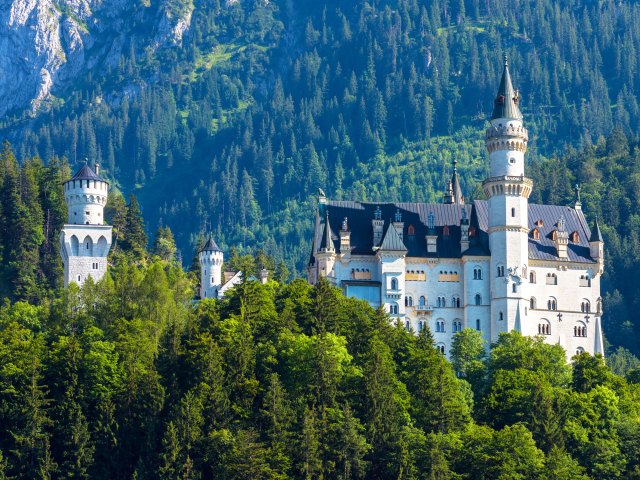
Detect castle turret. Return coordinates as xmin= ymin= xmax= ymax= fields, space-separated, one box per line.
xmin=60 ymin=163 xmax=112 ymax=287
xmin=199 ymin=236 xmax=224 ymax=299
xmin=316 ymin=210 xmax=337 ymax=279
xmin=483 ymin=55 xmax=532 ymax=341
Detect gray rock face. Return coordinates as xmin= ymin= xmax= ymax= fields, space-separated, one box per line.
xmin=0 ymin=0 xmax=194 ymax=116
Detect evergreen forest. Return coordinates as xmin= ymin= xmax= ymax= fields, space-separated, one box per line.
xmin=2 ymin=0 xmax=640 ymax=476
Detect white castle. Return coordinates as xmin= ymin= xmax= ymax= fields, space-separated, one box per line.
xmin=60 ymin=164 xmax=112 ymax=287
xmin=307 ymin=57 xmax=605 ymax=359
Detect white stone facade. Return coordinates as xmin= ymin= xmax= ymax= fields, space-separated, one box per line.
xmin=60 ymin=165 xmax=112 ymax=287
xmin=308 ymin=58 xmax=605 ymax=360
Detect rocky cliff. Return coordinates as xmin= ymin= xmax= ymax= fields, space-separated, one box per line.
xmin=0 ymin=0 xmax=194 ymax=116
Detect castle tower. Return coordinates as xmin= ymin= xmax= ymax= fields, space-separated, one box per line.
xmin=199 ymin=236 xmax=224 ymax=299
xmin=60 ymin=164 xmax=112 ymax=287
xmin=483 ymin=55 xmax=532 ymax=341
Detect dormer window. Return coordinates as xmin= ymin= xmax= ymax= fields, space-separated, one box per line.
xmin=551 ymin=230 xmax=558 ymax=241
xmin=469 ymin=226 xmax=476 ymax=237
xmin=532 ymin=228 xmax=540 ymax=240
xmin=536 ymin=219 xmax=543 ymax=227
xmin=443 ymin=226 xmax=450 ymax=237
xmin=571 ymin=231 xmax=580 ymax=243
xmin=407 ymin=225 xmax=415 ymax=236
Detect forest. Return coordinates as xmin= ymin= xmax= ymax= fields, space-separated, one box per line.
xmin=1 ymin=242 xmax=640 ymax=479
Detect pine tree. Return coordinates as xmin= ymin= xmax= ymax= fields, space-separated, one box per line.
xmin=123 ymin=194 xmax=147 ymax=256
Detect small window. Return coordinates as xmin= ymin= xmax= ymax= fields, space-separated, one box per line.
xmin=443 ymin=226 xmax=450 ymax=237
xmin=476 ymin=319 xmax=481 ymax=331
xmin=497 ymin=266 xmax=505 ymax=277
xmin=532 ymin=228 xmax=540 ymax=240
xmin=547 ymin=298 xmax=557 ymax=311
xmin=391 ymin=278 xmax=398 ymax=290
xmin=419 ymin=296 xmax=426 ymax=306
xmin=529 ymin=271 xmax=536 ymax=283
xmin=475 ymin=294 xmax=482 ymax=306
xmin=405 ymin=321 xmax=410 ymax=331
xmin=538 ymin=322 xmax=551 ymax=335
xmin=509 ymin=157 xmax=516 ymax=164
xmin=499 ymin=312 xmax=504 ymax=321
xmin=576 ymin=347 xmax=585 ymax=355
xmin=512 ymin=283 xmax=517 ymax=293
xmin=571 ymin=231 xmax=580 ymax=243
xmin=77 ymin=275 xmax=81 ymax=282
xmin=530 ymin=297 xmax=537 ymax=309
xmin=511 ymin=208 xmax=516 ymax=217
xmin=574 ymin=325 xmax=587 ymax=337
xmin=408 ymin=225 xmax=415 ymax=236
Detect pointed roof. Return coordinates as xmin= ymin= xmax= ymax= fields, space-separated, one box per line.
xmin=589 ymin=217 xmax=603 ymax=242
xmin=320 ymin=210 xmax=335 ymax=252
xmin=379 ymin=224 xmax=408 ymax=252
xmin=491 ymin=55 xmax=523 ymax=120
xmin=451 ymin=160 xmax=464 ymax=205
xmin=201 ymin=236 xmax=222 ymax=253
xmin=594 ymin=316 xmax=604 ymax=356
xmin=67 ymin=163 xmax=106 ymax=183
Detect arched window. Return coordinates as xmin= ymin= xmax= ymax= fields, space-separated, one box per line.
xmin=418 ymin=321 xmax=424 ymax=332
xmin=473 ymin=267 xmax=483 ymax=280
xmin=538 ymin=320 xmax=551 ymax=335
xmin=405 ymin=321 xmax=410 ymax=331
xmin=452 ymin=296 xmax=461 ymax=308
xmin=497 ymin=265 xmax=505 ymax=277
xmin=475 ymin=294 xmax=482 ymax=306
xmin=443 ymin=226 xmax=450 ymax=237
xmin=408 ymin=225 xmax=415 ymax=236
xmin=571 ymin=231 xmax=580 ymax=243
xmin=476 ymin=319 xmax=481 ymax=331
xmin=532 ymin=228 xmax=541 ymax=240
xmin=391 ymin=278 xmax=398 ymax=290
xmin=581 ymin=300 xmax=590 ymax=313
xmin=453 ymin=320 xmax=462 ymax=332
xmin=576 ymin=347 xmax=585 ymax=355
xmin=499 ymin=312 xmax=504 ymax=321
xmin=419 ymin=296 xmax=426 ymax=306
xmin=436 ymin=320 xmax=445 ymax=333
xmin=547 ymin=298 xmax=557 ymax=311
xmin=530 ymin=297 xmax=537 ymax=310
xmin=436 ymin=344 xmax=446 ymax=354
xmin=512 ymin=283 xmax=517 ymax=293
xmin=574 ymin=322 xmax=587 ymax=337
xmin=529 ymin=271 xmax=536 ymax=284
xmin=551 ymin=230 xmax=558 ymax=241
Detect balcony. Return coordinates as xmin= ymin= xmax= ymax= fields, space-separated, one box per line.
xmin=415 ymin=305 xmax=434 ymax=312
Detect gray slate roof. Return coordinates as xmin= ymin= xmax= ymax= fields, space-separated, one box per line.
xmin=312 ymin=199 xmax=597 ymax=264
xmin=67 ymin=164 xmax=106 ymax=183
xmin=491 ymin=57 xmax=523 ymax=120
xmin=201 ymin=236 xmax=222 ymax=253
xmin=379 ymin=223 xmax=408 ymax=252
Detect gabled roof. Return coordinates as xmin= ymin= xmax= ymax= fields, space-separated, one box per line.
xmin=312 ymin=199 xmax=597 ymax=264
xmin=201 ymin=236 xmax=222 ymax=253
xmin=67 ymin=164 xmax=106 ymax=183
xmin=491 ymin=55 xmax=523 ymax=120
xmin=379 ymin=224 xmax=407 ymax=252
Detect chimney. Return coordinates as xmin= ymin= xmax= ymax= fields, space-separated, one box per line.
xmin=392 ymin=209 xmax=404 ymax=241
xmin=259 ymin=268 xmax=269 ymax=284
xmin=372 ymin=206 xmax=384 ymax=247
xmin=460 ymin=207 xmax=470 ymax=252
xmin=554 ymin=216 xmax=569 ymax=260
xmin=426 ymin=211 xmax=437 ymax=254
xmin=340 ymin=217 xmax=351 ymax=253
xmin=95 ymin=163 xmax=100 ymax=175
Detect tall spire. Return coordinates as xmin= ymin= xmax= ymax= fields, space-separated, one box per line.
xmin=322 ymin=209 xmax=335 ymax=252
xmin=590 ymin=216 xmax=603 ymax=243
xmin=451 ymin=159 xmax=464 ymax=205
xmin=491 ymin=54 xmax=522 ymax=120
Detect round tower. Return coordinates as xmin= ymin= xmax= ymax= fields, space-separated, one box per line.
xmin=63 ymin=163 xmax=109 ymax=225
xmin=483 ymin=55 xmax=532 ymax=341
xmin=199 ymin=236 xmax=224 ymax=299
xmin=60 ymin=163 xmax=113 ymax=287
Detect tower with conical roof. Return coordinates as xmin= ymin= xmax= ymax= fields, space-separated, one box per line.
xmin=199 ymin=235 xmax=224 ymax=299
xmin=60 ymin=163 xmax=112 ymax=287
xmin=483 ymin=55 xmax=532 ymax=341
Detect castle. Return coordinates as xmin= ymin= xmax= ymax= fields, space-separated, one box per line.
xmin=60 ymin=164 xmax=112 ymax=287
xmin=307 ymin=57 xmax=605 ymax=359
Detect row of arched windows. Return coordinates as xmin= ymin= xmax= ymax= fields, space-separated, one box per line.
xmin=473 ymin=268 xmax=483 ymax=280
xmin=529 ymin=297 xmax=593 ymax=313
xmin=574 ymin=325 xmax=587 ymax=337
xmin=405 ymin=296 xmax=463 ymax=308
xmin=538 ymin=322 xmax=551 ymax=335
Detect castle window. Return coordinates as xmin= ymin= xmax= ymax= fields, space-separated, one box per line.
xmin=469 ymin=227 xmax=476 ymax=237
xmin=390 ymin=278 xmax=398 ymax=290
xmin=437 ymin=344 xmax=445 ymax=354
xmin=581 ymin=300 xmax=590 ymax=313
xmin=511 ymin=208 xmax=516 ymax=217
xmin=443 ymin=226 xmax=450 ymax=237
xmin=77 ymin=275 xmax=81 ymax=282
xmin=576 ymin=347 xmax=585 ymax=355
xmin=571 ymin=231 xmax=580 ymax=243
xmin=530 ymin=297 xmax=537 ymax=309
xmin=538 ymin=320 xmax=551 ymax=335
xmin=405 ymin=321 xmax=410 ymax=331
xmin=547 ymin=298 xmax=557 ymax=311
xmin=436 ymin=320 xmax=445 ymax=333
xmin=419 ymin=296 xmax=426 ymax=306
xmin=579 ymin=275 xmax=591 ymax=287
xmin=408 ymin=225 xmax=415 ymax=236
xmin=476 ymin=319 xmax=481 ymax=331
xmin=475 ymin=294 xmax=482 ymax=305
xmin=497 ymin=265 xmax=505 ymax=277
xmin=499 ymin=312 xmax=504 ymax=321
xmin=453 ymin=321 xmax=462 ymax=332
xmin=532 ymin=228 xmax=540 ymax=240
xmin=405 ymin=296 xmax=413 ymax=307
xmin=474 ymin=267 xmax=483 ymax=280
xmin=546 ymin=273 xmax=558 ymax=285
xmin=512 ymin=283 xmax=517 ymax=293
xmin=390 ymin=304 xmax=399 ymax=315
xmin=453 ymin=296 xmax=461 ymax=308
xmin=530 ymin=271 xmax=536 ymax=283
xmin=418 ymin=321 xmax=424 ymax=332
xmin=536 ymin=219 xmax=544 ymax=227
xmin=551 ymin=230 xmax=558 ymax=241
xmin=574 ymin=323 xmax=587 ymax=337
